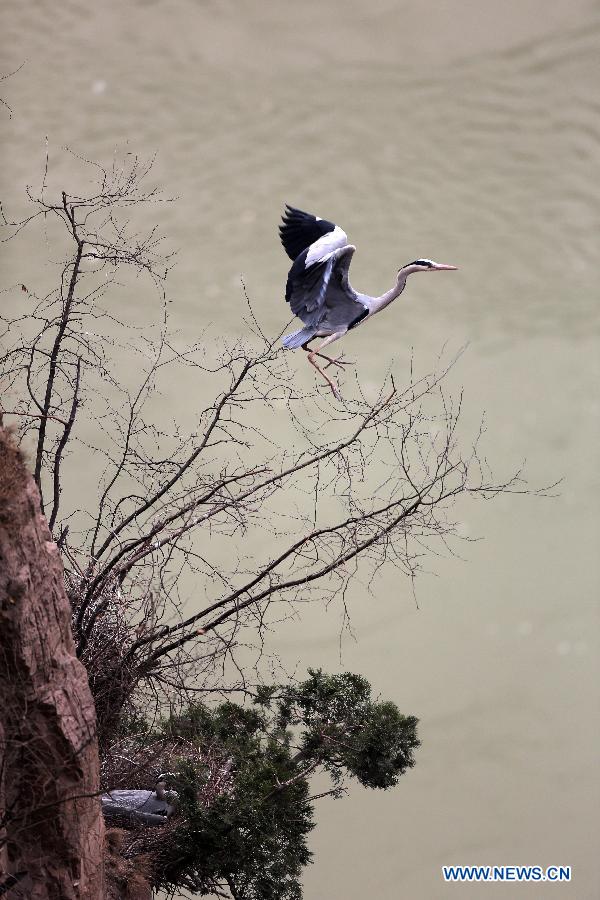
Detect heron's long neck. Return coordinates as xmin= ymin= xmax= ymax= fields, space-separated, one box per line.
xmin=369 ymin=272 xmax=408 ymax=316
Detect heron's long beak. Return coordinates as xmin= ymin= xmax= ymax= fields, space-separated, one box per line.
xmin=431 ymin=263 xmax=458 ymax=271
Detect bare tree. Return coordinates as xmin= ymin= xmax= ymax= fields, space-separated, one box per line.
xmin=0 ymin=153 xmax=530 ymax=751
xmin=0 ymin=150 xmax=546 ymax=897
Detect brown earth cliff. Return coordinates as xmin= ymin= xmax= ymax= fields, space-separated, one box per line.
xmin=0 ymin=426 xmax=105 ymax=898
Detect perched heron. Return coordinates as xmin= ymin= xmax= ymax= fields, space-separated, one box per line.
xmin=280 ymin=206 xmax=457 ymax=398
xmin=101 ymin=773 xmax=179 ymax=827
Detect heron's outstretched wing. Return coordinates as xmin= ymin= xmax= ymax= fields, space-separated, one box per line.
xmin=285 ymin=245 xmax=368 ymax=330
xmin=279 ymin=205 xmax=346 ymax=262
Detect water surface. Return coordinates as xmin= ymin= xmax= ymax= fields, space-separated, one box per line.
xmin=1 ymin=1 xmax=599 ymax=897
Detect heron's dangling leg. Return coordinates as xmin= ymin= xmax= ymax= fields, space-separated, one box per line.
xmin=305 ymin=332 xmax=347 ymax=400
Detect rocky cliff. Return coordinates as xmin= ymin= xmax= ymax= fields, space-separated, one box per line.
xmin=0 ymin=427 xmax=105 ymax=898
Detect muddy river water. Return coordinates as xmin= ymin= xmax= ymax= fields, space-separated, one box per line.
xmin=2 ymin=1 xmax=599 ymax=897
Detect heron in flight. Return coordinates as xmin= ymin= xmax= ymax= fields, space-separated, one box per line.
xmin=280 ymin=206 xmax=457 ymax=399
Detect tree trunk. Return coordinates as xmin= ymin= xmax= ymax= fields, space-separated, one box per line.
xmin=0 ymin=427 xmax=105 ymax=898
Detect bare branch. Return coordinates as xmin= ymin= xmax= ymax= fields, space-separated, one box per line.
xmin=34 ymin=235 xmax=84 ymax=501
xmin=49 ymin=357 xmax=82 ymax=531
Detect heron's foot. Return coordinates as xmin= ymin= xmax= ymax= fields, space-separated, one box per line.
xmin=320 ymin=353 xmax=355 ymax=370
xmin=329 ymin=381 xmax=342 ymax=401
xmin=316 ymin=372 xmax=342 ymax=400
xmin=307 ymin=349 xmax=344 ymax=400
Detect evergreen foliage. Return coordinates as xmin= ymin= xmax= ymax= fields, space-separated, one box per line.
xmin=151 ymin=670 xmax=419 ymax=898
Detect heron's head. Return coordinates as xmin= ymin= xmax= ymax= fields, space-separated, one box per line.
xmin=399 ymin=259 xmax=458 ymax=277
xmin=155 ymin=772 xmax=180 ymax=806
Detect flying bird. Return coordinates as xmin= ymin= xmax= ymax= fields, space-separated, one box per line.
xmin=280 ymin=206 xmax=457 ymax=399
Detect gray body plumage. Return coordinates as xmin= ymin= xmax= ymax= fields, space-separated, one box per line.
xmin=282 ymin=244 xmax=375 ymax=348
xmin=101 ymin=776 xmax=178 ymax=827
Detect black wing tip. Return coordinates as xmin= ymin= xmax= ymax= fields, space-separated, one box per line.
xmin=279 ymin=205 xmax=337 ymax=261
xmin=281 ymin=204 xmax=313 ymax=221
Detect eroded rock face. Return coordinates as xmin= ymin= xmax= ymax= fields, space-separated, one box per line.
xmin=0 ymin=428 xmax=105 ymax=899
